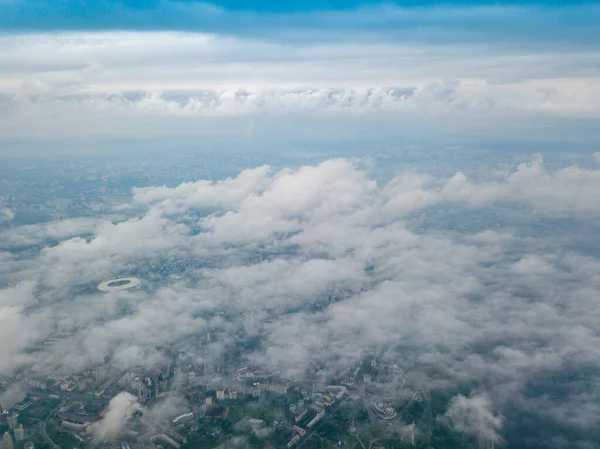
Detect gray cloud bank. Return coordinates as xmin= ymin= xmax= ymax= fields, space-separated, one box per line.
xmin=1 ymin=157 xmax=600 ymax=446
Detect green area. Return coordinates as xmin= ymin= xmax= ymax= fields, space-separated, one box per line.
xmin=226 ymin=405 xmax=285 ymax=423
xmin=45 ymin=419 xmax=87 ymax=449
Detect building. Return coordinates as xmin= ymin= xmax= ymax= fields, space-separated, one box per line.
xmin=56 ymin=413 xmax=90 ymax=425
xmin=7 ymin=415 xmax=18 ymax=430
xmin=0 ymin=403 xmax=6 ymax=424
xmin=24 ymin=379 xmax=46 ymax=390
xmin=172 ymin=413 xmax=194 ymax=426
xmin=228 ymin=390 xmax=237 ymax=400
xmin=169 ymin=431 xmax=187 ymax=444
xmin=294 ymin=409 xmax=308 ymax=423
xmin=95 ymin=368 xmax=107 ymax=383
xmin=14 ymin=402 xmax=30 ymax=412
xmin=335 ymin=388 xmax=347 ymax=400
xmin=150 ymin=434 xmax=180 ymax=449
xmin=307 ymin=409 xmax=325 ymax=428
xmin=373 ymin=402 xmax=398 ymax=420
xmin=204 ymin=397 xmax=213 ymax=405
xmin=216 ymin=390 xmax=225 ymax=400
xmin=61 ymin=421 xmax=88 ymax=432
xmin=138 ymin=386 xmax=152 ymax=403
xmin=292 ymin=426 xmax=306 ymax=437
xmin=60 ymin=381 xmax=77 ymax=392
xmin=14 ymin=425 xmax=24 ymax=442
xmin=0 ymin=432 xmax=13 ymax=449
xmin=261 ymin=384 xmax=288 ymax=395
xmin=287 ymin=435 xmax=301 ymax=448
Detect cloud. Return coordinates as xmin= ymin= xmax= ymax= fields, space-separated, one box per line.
xmin=0 ymin=28 xmax=599 ymax=141
xmin=0 ymin=282 xmax=51 ymax=374
xmin=38 ymin=209 xmax=189 ymax=289
xmin=0 ymin=217 xmax=103 ymax=248
xmin=443 ymin=394 xmax=504 ymax=443
xmin=0 ymin=384 xmax=27 ymax=410
xmin=91 ymin=392 xmax=188 ymax=442
xmin=4 ymin=83 xmax=600 ymax=124
xmin=140 ymin=395 xmax=190 ymax=431
xmin=91 ymin=392 xmax=143 ymax=441
xmin=234 ymin=419 xmax=273 ymax=439
xmin=0 ymin=209 xmax=14 ymax=222
xmin=442 ymin=156 xmax=600 ymax=214
xmin=510 ymin=255 xmax=554 ymax=276
xmin=2 ymin=157 xmax=600 ymax=446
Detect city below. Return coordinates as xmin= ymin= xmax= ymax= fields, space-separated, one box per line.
xmin=0 ymin=348 xmax=491 ymax=449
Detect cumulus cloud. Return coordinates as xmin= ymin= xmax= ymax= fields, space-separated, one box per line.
xmin=442 ymin=156 xmax=600 ymax=214
xmin=443 ymin=394 xmax=504 ymax=444
xmin=2 ymin=157 xmax=600 ymax=446
xmin=91 ymin=392 xmax=143 ymax=441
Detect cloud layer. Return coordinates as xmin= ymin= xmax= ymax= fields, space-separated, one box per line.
xmin=2 ymin=156 xmax=600 ymax=446
xmin=1 ymin=27 xmax=599 ymax=140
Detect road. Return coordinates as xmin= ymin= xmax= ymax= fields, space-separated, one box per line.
xmin=40 ymin=416 xmax=62 ymax=449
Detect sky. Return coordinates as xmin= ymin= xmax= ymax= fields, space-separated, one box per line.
xmin=0 ymin=0 xmax=599 ymax=151
xmin=1 ymin=1 xmax=600 ymax=448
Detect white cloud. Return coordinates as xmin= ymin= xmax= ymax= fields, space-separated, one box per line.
xmin=91 ymin=392 xmax=143 ymax=441
xmin=0 ymin=217 xmax=103 ymax=248
xmin=234 ymin=419 xmax=272 ymax=439
xmin=510 ymin=255 xmax=555 ymax=276
xmin=39 ymin=209 xmax=189 ymax=289
xmin=0 ymin=31 xmax=599 ymax=139
xmin=442 ymin=156 xmax=600 ymax=214
xmin=139 ymin=395 xmax=189 ymax=431
xmin=0 ymin=282 xmax=50 ymax=374
xmin=2 ymin=157 xmax=600 ymax=446
xmin=0 ymin=31 xmax=597 ymax=93
xmin=0 ymin=208 xmax=14 ymax=222
xmin=443 ymin=394 xmax=504 ymax=444
xmin=0 ymin=384 xmax=26 ymax=410
xmin=4 ymin=82 xmax=600 ymax=124
xmin=133 ymin=165 xmax=274 ymax=210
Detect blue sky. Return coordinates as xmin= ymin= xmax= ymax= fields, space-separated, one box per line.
xmin=1 ymin=0 xmax=598 ymax=48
